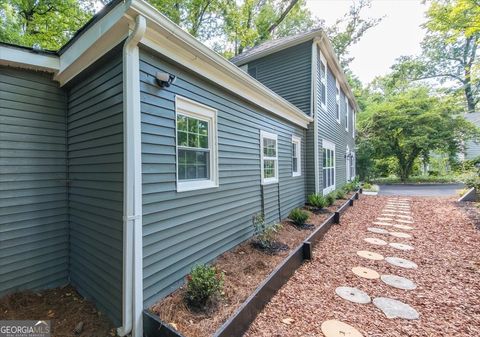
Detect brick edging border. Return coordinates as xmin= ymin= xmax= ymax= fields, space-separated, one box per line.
xmin=144 ymin=191 xmax=361 ymax=337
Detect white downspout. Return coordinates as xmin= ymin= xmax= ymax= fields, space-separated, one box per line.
xmin=311 ymin=38 xmax=320 ymax=194
xmin=118 ymin=14 xmax=146 ymax=337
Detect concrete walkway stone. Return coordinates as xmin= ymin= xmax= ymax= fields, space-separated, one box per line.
xmin=335 ymin=286 xmax=371 ymax=304
xmin=373 ymin=297 xmax=419 ymax=320
xmin=385 ymin=257 xmax=418 ymax=269
xmin=381 ymin=275 xmax=416 ymax=290
xmin=321 ymin=320 xmax=364 ymax=337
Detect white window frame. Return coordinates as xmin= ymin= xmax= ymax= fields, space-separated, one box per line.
xmin=345 ymin=96 xmax=349 ymax=132
xmin=260 ymin=130 xmax=279 ymax=185
xmin=322 ymin=139 xmax=336 ymax=195
xmin=346 ymin=145 xmax=351 ymax=182
xmin=175 ymin=96 xmax=218 ymax=192
xmin=292 ymin=135 xmax=301 ymax=177
xmin=352 ymin=109 xmax=356 ymax=138
xmin=335 ymin=80 xmax=340 ymax=124
xmin=319 ymin=50 xmax=327 ymax=109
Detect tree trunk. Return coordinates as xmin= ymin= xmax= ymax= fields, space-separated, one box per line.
xmin=267 ymin=0 xmax=300 ymax=35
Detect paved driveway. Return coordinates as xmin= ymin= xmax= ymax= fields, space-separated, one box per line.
xmin=378 ymin=183 xmax=464 ymax=196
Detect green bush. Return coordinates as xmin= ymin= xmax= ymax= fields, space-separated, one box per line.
xmin=461 ymin=171 xmax=480 ymax=190
xmin=289 ymin=208 xmax=309 ymax=226
xmin=185 ymin=264 xmax=224 ymax=309
xmin=307 ymin=193 xmax=328 ymax=209
xmin=362 ymin=182 xmax=373 ymax=189
xmin=335 ymin=189 xmax=346 ymax=199
xmin=326 ymin=193 xmax=336 ymax=206
xmin=252 ymin=213 xmax=282 ymax=249
xmin=342 ymin=182 xmax=357 ymax=193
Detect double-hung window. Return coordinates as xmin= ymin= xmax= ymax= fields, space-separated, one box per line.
xmin=292 ymin=135 xmax=301 ymax=177
xmin=352 ymin=109 xmax=356 ymax=138
xmin=318 ymin=49 xmax=327 ymax=108
xmin=346 ymin=146 xmax=351 ymax=181
xmin=260 ymin=131 xmax=278 ymax=184
xmin=176 ymin=96 xmax=218 ymax=192
xmin=345 ymin=97 xmax=349 ymax=131
xmin=335 ymin=80 xmax=340 ymax=123
xmin=322 ymin=140 xmax=335 ymax=194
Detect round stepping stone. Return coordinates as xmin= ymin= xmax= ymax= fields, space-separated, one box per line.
xmin=321 ymin=320 xmax=364 ymax=337
xmin=377 ymin=217 xmax=393 ymax=221
xmin=373 ymin=297 xmax=419 ymax=320
xmin=393 ymin=224 xmax=413 ymax=230
xmin=397 ymin=219 xmax=414 ymax=223
xmin=389 ymin=231 xmax=412 ymax=239
xmin=352 ymin=266 xmax=380 ymax=279
xmin=364 ymin=237 xmax=387 ymax=246
xmin=385 ymin=257 xmax=417 ymax=269
xmin=389 ymin=242 xmax=414 ymax=251
xmin=357 ymin=250 xmax=384 ymax=260
xmin=373 ymin=221 xmax=393 ymax=227
xmin=381 ymin=275 xmax=416 ymax=290
xmin=335 ymin=286 xmax=371 ymax=304
xmin=367 ymin=227 xmax=389 ymax=234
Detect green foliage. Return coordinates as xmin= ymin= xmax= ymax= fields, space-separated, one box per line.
xmin=461 ymin=171 xmax=480 ymax=190
xmin=359 ymin=87 xmax=479 ymax=181
xmin=334 ymin=189 xmax=346 ymax=199
xmin=252 ymin=213 xmax=282 ymax=249
xmin=0 ymin=0 xmax=100 ymax=50
xmin=288 ymin=208 xmax=309 ymax=226
xmin=307 ymin=193 xmax=328 ymax=209
xmin=326 ymin=193 xmax=336 ymax=206
xmin=373 ymin=175 xmax=460 ymax=185
xmin=185 ymin=264 xmax=224 ymax=309
xmin=342 ymin=181 xmax=357 ymax=193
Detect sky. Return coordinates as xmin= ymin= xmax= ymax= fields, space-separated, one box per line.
xmin=306 ymin=0 xmax=429 ymax=84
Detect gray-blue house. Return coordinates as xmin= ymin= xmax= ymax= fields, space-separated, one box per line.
xmin=0 ymin=1 xmax=357 ymax=336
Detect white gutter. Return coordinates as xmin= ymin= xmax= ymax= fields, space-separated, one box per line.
xmin=118 ymin=14 xmax=146 ymax=337
xmin=0 ymin=44 xmax=59 ymax=73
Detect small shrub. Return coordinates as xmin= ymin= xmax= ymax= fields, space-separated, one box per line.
xmin=185 ymin=264 xmax=224 ymax=310
xmin=252 ymin=213 xmax=282 ymax=250
xmin=289 ymin=208 xmax=309 ymax=227
xmin=462 ymin=171 xmax=480 ymax=190
xmin=326 ymin=193 xmax=336 ymax=206
xmin=342 ymin=182 xmax=356 ymax=193
xmin=335 ymin=189 xmax=346 ymax=199
xmin=307 ymin=193 xmax=328 ymax=209
xmin=362 ymin=182 xmax=373 ymax=190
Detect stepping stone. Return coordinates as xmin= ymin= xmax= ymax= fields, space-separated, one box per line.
xmin=352 ymin=266 xmax=380 ymax=279
xmin=364 ymin=237 xmax=387 ymax=245
xmin=389 ymin=231 xmax=412 ymax=239
xmin=393 ymin=224 xmax=414 ymax=230
xmin=373 ymin=297 xmax=419 ymax=320
xmin=373 ymin=221 xmax=393 ymax=227
xmin=381 ymin=275 xmax=416 ymax=290
xmin=389 ymin=242 xmax=414 ymax=251
xmin=321 ymin=320 xmax=364 ymax=337
xmin=385 ymin=257 xmax=417 ymax=269
xmin=335 ymin=286 xmax=371 ymax=304
xmin=357 ymin=250 xmax=384 ymax=260
xmin=396 ymin=219 xmax=414 ymax=223
xmin=377 ymin=217 xmax=393 ymax=221
xmin=367 ymin=227 xmax=389 ymax=234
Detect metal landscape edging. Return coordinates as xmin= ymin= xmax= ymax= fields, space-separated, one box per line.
xmin=143 ymin=190 xmax=361 ymax=337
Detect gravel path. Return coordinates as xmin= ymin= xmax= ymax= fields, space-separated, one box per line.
xmin=245 ymin=196 xmax=480 ymax=337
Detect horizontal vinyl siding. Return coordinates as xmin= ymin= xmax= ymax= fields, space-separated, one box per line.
xmin=246 ymin=41 xmax=312 ymax=115
xmin=66 ymin=54 xmax=123 ymax=325
xmin=0 ymin=66 xmax=68 ymax=295
xmin=140 ymin=49 xmax=306 ymax=307
xmin=317 ymin=48 xmax=356 ymax=192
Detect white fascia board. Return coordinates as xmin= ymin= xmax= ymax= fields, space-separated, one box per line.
xmin=128 ymin=0 xmax=312 ymax=129
xmin=0 ymin=45 xmax=59 ymax=72
xmin=54 ymin=1 xmax=131 ymax=85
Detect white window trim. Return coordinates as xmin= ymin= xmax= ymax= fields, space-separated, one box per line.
xmin=345 ymin=96 xmax=349 ymax=132
xmin=322 ymin=139 xmax=336 ymax=195
xmin=292 ymin=135 xmax=302 ymax=177
xmin=319 ymin=50 xmax=327 ymax=109
xmin=175 ymin=96 xmax=219 ymax=192
xmin=260 ymin=130 xmax=279 ymax=185
xmin=335 ymin=79 xmax=341 ymax=124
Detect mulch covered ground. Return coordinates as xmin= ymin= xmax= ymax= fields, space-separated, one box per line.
xmin=0 ymin=286 xmax=117 ymax=337
xmin=246 ymin=195 xmax=480 ymax=337
xmin=151 ymin=195 xmax=354 ymax=337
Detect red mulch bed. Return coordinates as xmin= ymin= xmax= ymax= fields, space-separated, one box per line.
xmin=0 ymin=286 xmax=117 ymax=337
xmin=150 ymin=194 xmax=354 ymax=337
xmin=245 ymin=196 xmax=480 ymax=337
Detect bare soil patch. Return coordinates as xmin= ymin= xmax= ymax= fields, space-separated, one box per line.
xmin=0 ymin=286 xmax=117 ymax=337
xmin=246 ymin=196 xmax=480 ymax=337
xmin=150 ymin=195 xmax=354 ymax=337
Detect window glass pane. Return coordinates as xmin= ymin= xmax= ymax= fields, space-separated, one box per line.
xmin=263 ymin=138 xmax=276 ymax=157
xmin=179 ymin=165 xmax=186 ymax=180
xmin=323 ymin=149 xmax=326 ymax=166
xmin=321 ymin=84 xmax=326 ymax=104
xmin=188 ymin=133 xmax=198 ymax=147
xmin=293 ymin=158 xmax=298 ymax=172
xmin=188 ymin=118 xmax=198 ymax=133
xmin=178 ymin=131 xmax=188 ymax=147
xmin=178 ymin=149 xmax=209 ymax=181
xmin=198 ymin=120 xmax=208 ymax=135
xmin=199 ymin=135 xmax=208 ymax=149
xmin=292 ymin=143 xmax=296 ymax=157
xmin=264 ymin=159 xmax=275 ymax=178
xmin=177 ymin=115 xmax=187 ymax=131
